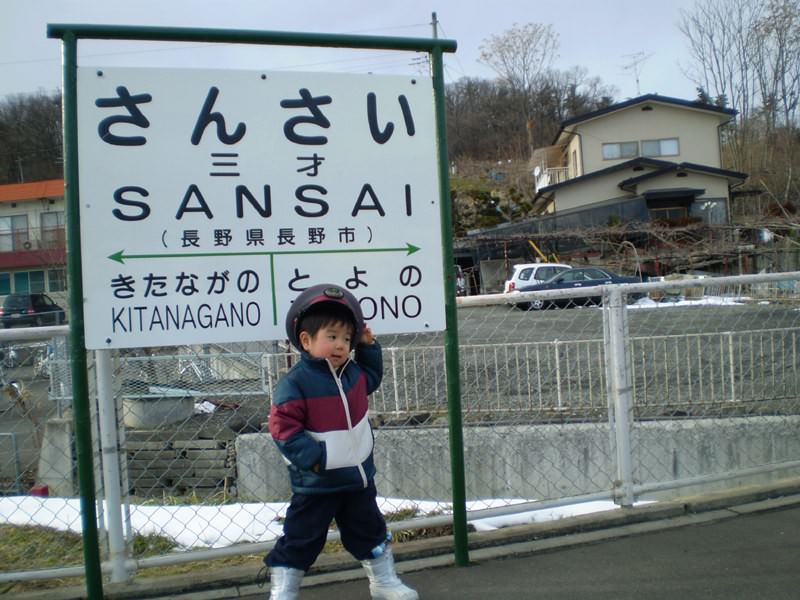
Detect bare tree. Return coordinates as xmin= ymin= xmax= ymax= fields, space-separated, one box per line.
xmin=479 ymin=22 xmax=560 ymax=158
xmin=0 ymin=92 xmax=62 ymax=183
xmin=679 ymin=0 xmax=762 ymax=171
xmin=680 ymin=0 xmax=800 ymax=214
xmin=751 ymin=0 xmax=800 ymax=203
xmin=752 ymin=0 xmax=800 ymax=130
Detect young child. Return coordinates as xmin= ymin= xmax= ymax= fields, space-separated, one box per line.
xmin=265 ymin=283 xmax=419 ymax=600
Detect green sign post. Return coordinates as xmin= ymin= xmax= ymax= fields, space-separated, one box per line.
xmin=48 ymin=23 xmax=464 ymax=599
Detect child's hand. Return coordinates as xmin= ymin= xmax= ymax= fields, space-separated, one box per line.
xmin=360 ymin=324 xmax=375 ymax=345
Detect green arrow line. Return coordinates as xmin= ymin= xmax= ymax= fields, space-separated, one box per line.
xmin=108 ymin=242 xmax=420 ymax=264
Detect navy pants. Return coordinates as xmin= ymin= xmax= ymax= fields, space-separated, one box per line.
xmin=266 ymin=481 xmax=388 ymax=572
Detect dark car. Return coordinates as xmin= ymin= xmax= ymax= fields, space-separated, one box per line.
xmin=515 ymin=267 xmax=646 ymax=310
xmin=0 ymin=293 xmax=67 ymax=328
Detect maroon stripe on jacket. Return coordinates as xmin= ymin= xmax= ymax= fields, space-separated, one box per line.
xmin=269 ymin=373 xmax=371 ymax=439
xmin=268 ymin=400 xmax=306 ymax=441
xmin=304 ymin=374 xmax=369 ymax=432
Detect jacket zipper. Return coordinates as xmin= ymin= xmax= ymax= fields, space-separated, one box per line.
xmin=328 ymin=360 xmax=368 ymax=488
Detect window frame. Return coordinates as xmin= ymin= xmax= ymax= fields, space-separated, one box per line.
xmin=642 ymin=137 xmax=680 ymax=157
xmin=650 ymin=206 xmax=689 ymax=223
xmin=48 ymin=269 xmax=67 ymax=292
xmin=602 ymin=141 xmax=639 ymax=160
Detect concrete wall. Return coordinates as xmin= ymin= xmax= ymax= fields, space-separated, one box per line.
xmin=235 ymin=417 xmax=800 ymax=502
xmin=37 ymin=418 xmax=75 ymax=496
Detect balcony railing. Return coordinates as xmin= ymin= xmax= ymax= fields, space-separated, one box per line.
xmin=0 ymin=226 xmax=66 ymax=253
xmin=534 ymin=166 xmax=570 ymax=192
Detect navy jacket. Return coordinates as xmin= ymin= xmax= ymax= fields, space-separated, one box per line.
xmin=268 ymin=341 xmax=383 ymax=494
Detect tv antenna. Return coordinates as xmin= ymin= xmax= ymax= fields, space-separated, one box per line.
xmin=622 ymin=51 xmax=653 ymax=96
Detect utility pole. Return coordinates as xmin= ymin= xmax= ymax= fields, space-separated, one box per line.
xmin=411 ymin=12 xmax=438 ymax=74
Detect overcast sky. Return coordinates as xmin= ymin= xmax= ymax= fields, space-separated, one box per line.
xmin=2 ymin=0 xmax=700 ymax=102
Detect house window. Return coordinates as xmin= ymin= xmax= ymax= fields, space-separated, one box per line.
xmin=602 ymin=141 xmax=638 ymax=160
xmin=0 ymin=215 xmax=29 ymax=251
xmin=14 ymin=272 xmax=29 ymax=293
xmin=48 ymin=269 xmax=67 ymax=292
xmin=29 ymin=270 xmax=46 ymax=293
xmin=41 ymin=211 xmax=66 ymax=248
xmin=650 ymin=206 xmax=689 ymax=224
xmin=642 ymin=138 xmax=679 ymax=157
xmin=0 ymin=270 xmax=61 ymax=294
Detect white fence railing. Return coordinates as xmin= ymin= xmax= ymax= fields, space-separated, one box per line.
xmin=369 ymin=327 xmax=800 ymax=417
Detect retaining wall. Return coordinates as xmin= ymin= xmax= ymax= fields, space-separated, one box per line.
xmin=235 ymin=416 xmax=800 ymax=501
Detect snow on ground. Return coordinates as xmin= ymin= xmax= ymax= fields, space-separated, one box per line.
xmin=628 ymin=295 xmax=749 ymax=309
xmin=0 ymin=496 xmax=644 ymax=549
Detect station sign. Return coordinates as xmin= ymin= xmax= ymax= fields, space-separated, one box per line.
xmin=77 ymin=67 xmax=445 ymax=349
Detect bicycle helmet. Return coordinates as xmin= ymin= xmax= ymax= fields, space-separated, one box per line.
xmin=285 ymin=283 xmax=364 ymax=351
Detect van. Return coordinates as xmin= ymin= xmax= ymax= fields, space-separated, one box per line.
xmin=503 ymin=263 xmax=572 ymax=293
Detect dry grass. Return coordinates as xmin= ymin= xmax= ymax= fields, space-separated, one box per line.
xmin=0 ymin=505 xmax=449 ymax=594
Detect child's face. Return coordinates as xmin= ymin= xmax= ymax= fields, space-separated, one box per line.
xmin=299 ymin=321 xmax=353 ymax=369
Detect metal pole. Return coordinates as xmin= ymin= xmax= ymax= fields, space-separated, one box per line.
xmin=60 ymin=31 xmax=105 ymax=598
xmin=430 ymin=46 xmax=469 ymax=566
xmin=604 ymin=286 xmax=635 ymax=507
xmin=47 ymin=23 xmax=456 ymax=54
xmin=96 ymin=349 xmax=128 ymax=583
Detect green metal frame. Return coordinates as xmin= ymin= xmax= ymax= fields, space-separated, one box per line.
xmin=47 ymin=24 xmax=463 ymax=598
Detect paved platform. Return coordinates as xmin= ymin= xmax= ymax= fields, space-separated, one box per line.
xmin=270 ymin=498 xmax=800 ymax=599
xmin=11 ymin=479 xmax=800 ymax=599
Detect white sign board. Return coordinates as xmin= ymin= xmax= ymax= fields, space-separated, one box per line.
xmin=77 ymin=67 xmax=445 ymax=349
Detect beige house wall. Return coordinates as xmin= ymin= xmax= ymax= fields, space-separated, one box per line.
xmin=554 ymin=179 xmax=633 ymax=212
xmin=566 ymin=135 xmax=582 ymax=178
xmin=553 ymin=170 xmax=730 ymax=214
xmin=574 ymin=103 xmax=724 ymax=174
xmin=629 ymin=171 xmax=731 ymax=199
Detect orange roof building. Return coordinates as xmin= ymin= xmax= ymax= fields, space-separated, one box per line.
xmin=0 ymin=179 xmax=64 ymax=203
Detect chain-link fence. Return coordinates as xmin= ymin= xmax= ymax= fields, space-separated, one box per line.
xmin=1 ymin=271 xmax=800 ymax=586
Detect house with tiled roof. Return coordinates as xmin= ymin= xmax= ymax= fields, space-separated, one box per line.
xmin=530 ymin=94 xmax=747 ymax=227
xmin=0 ymin=178 xmax=67 ymax=298
xmin=459 ymin=95 xmax=751 ymax=290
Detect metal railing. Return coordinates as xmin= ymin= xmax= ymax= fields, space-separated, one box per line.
xmin=369 ymin=326 xmax=800 ymax=418
xmin=535 ymin=166 xmax=570 ymax=192
xmin=0 ymin=225 xmax=65 ymax=253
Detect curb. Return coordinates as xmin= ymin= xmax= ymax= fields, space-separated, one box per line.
xmin=11 ymin=477 xmax=800 ymax=600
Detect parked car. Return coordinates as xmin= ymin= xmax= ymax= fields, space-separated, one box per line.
xmin=0 ymin=293 xmax=67 ymax=328
xmin=503 ymin=262 xmax=572 ymax=293
xmin=515 ymin=267 xmax=646 ymax=310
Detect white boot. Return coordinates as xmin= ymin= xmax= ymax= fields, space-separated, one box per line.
xmin=269 ymin=566 xmax=304 ymax=600
xmin=361 ymin=546 xmax=419 ymax=600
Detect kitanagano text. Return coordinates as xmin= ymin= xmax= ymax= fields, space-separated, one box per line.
xmin=112 ymin=302 xmax=261 ymax=333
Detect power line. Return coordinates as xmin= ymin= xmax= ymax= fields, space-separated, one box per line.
xmin=435 ymin=20 xmax=469 ymax=82
xmin=343 ymin=22 xmax=429 ymax=34
xmin=0 ymin=22 xmax=432 ymax=69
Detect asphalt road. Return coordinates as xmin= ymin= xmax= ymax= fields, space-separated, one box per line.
xmin=246 ymin=505 xmax=800 ymax=600
xmin=452 ymin=302 xmax=800 ymax=345
xmin=380 ymin=302 xmax=800 ymax=350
